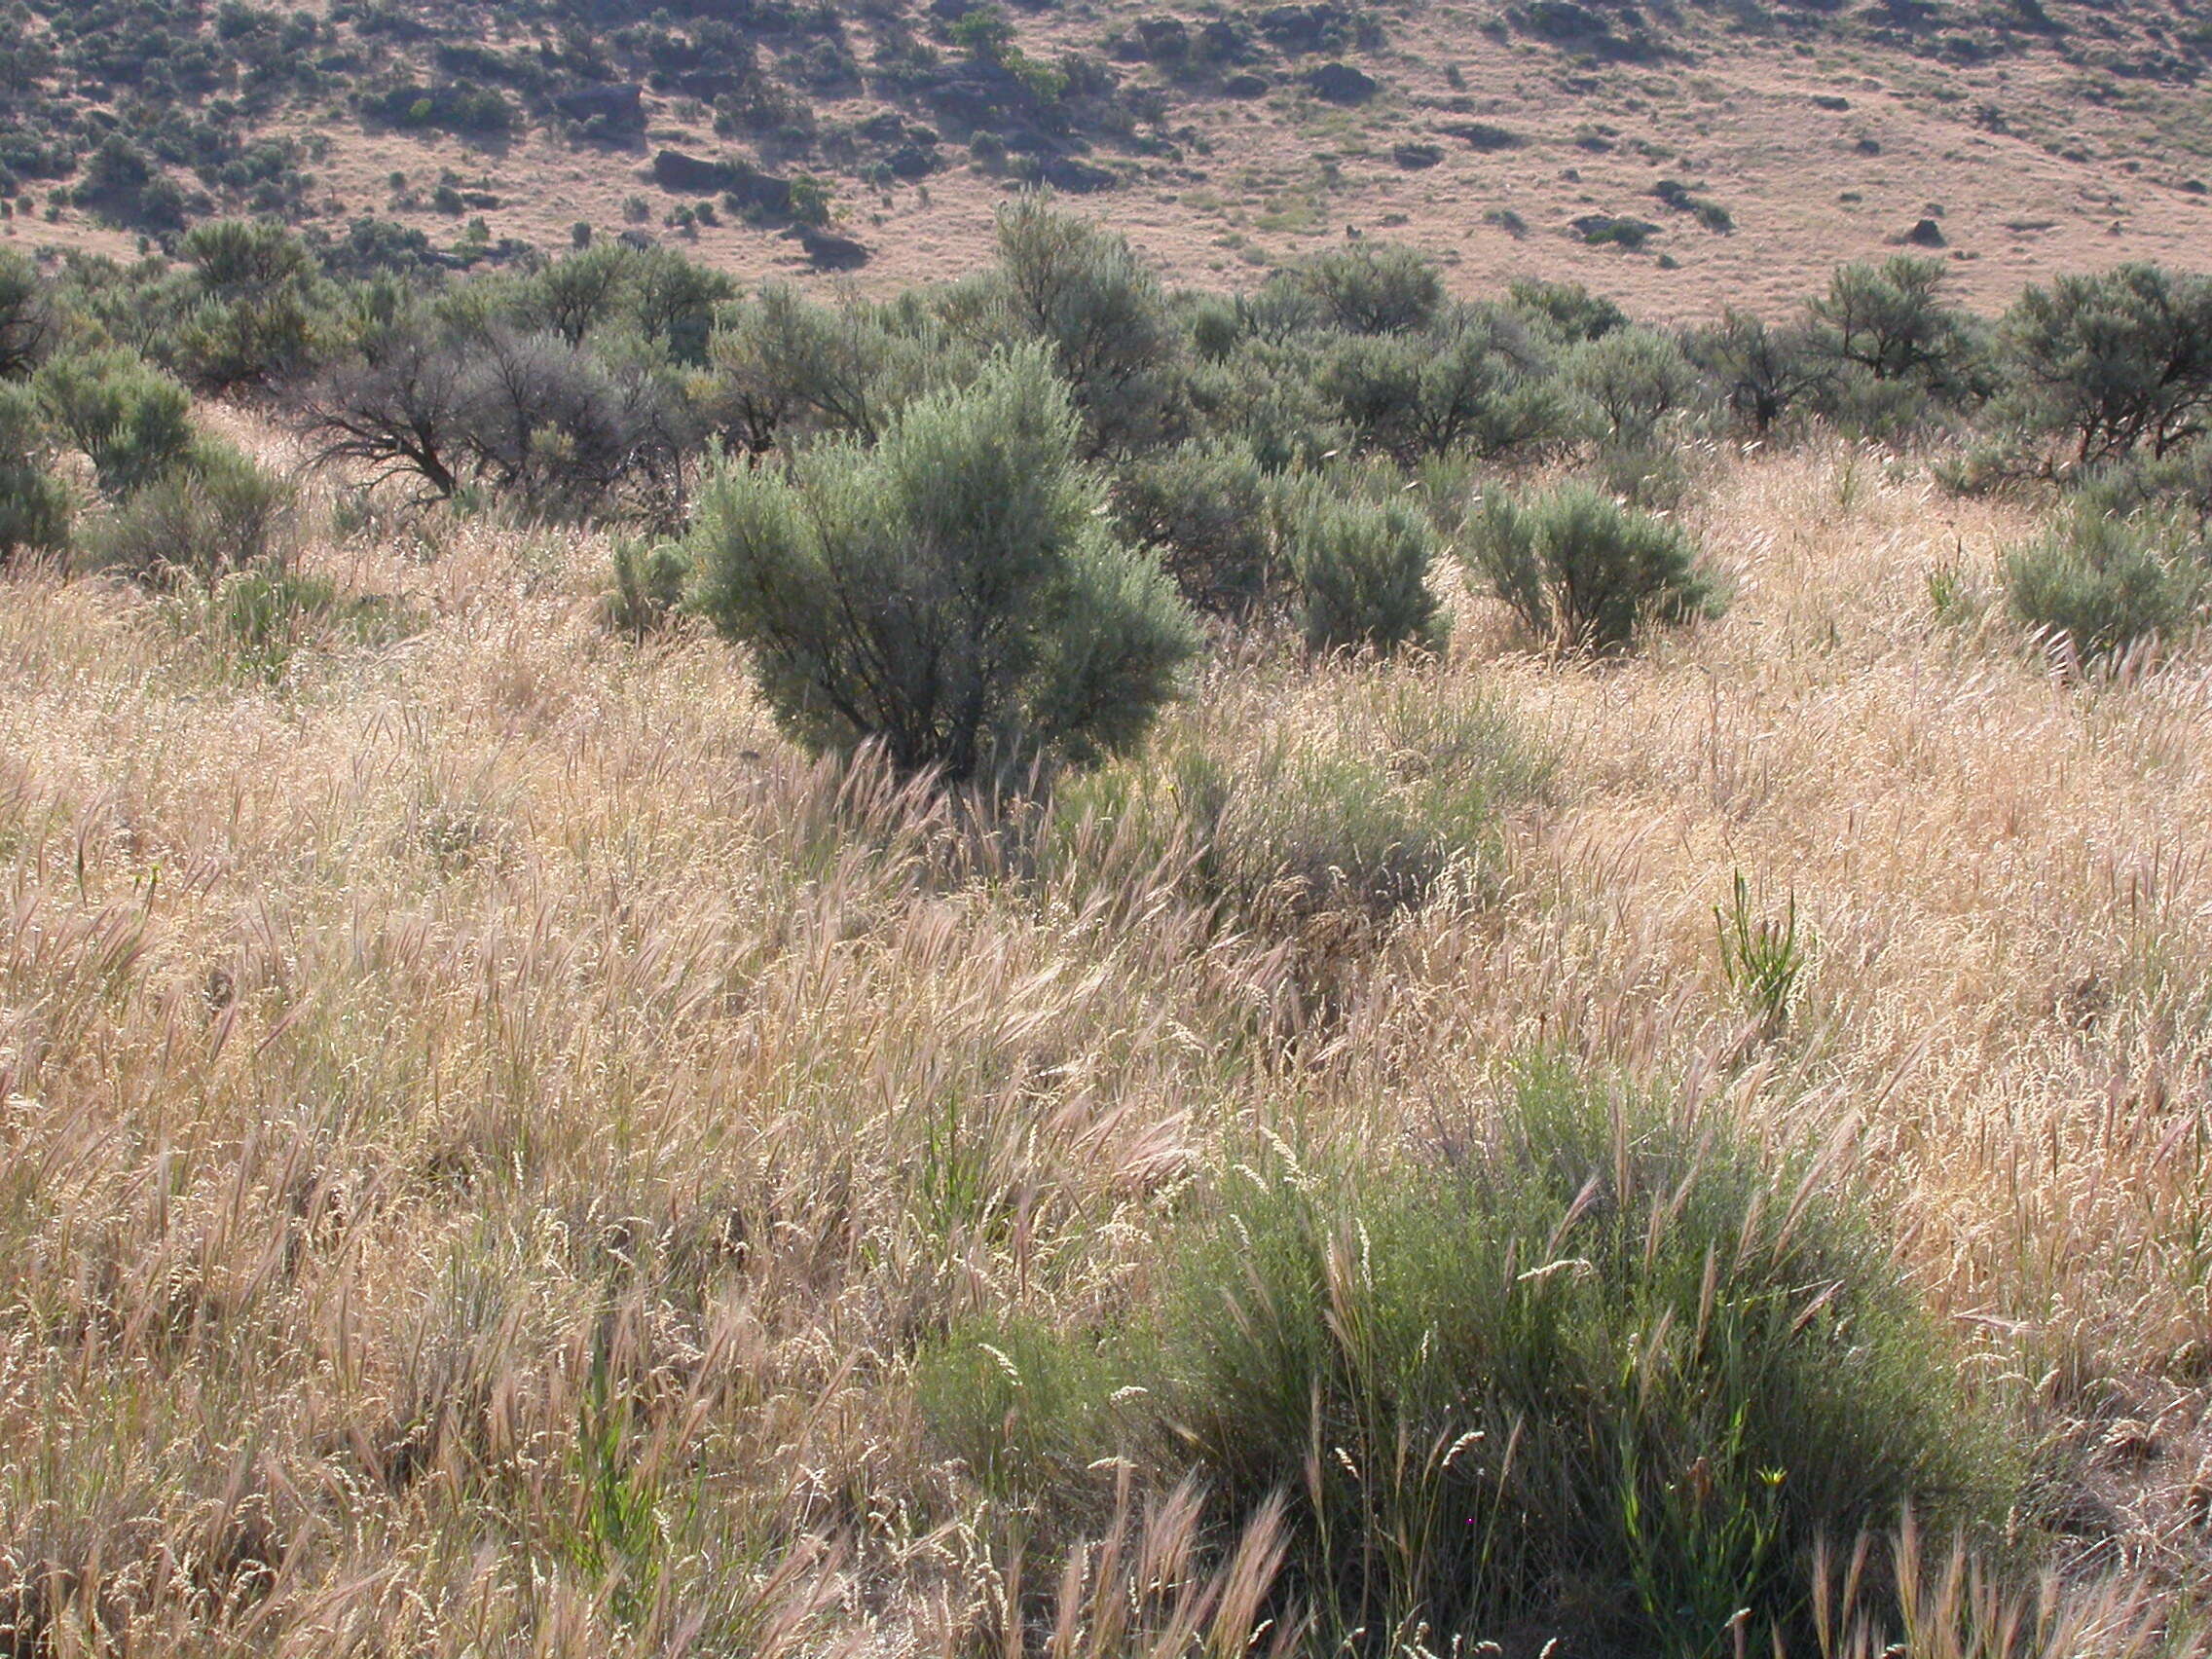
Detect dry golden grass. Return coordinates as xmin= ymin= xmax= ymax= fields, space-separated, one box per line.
xmin=5 ymin=424 xmax=2212 ymax=1651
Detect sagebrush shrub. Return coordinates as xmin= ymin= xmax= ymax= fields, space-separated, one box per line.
xmin=1998 ymin=264 xmax=2212 ymax=466
xmin=2003 ymin=504 xmax=2204 ymax=663
xmin=36 ymin=349 xmax=197 ymax=497
xmin=0 ymin=381 xmax=70 ymax=567
xmin=92 ymin=442 xmax=296 ymax=588
xmin=1110 ymin=438 xmax=1275 ymax=612
xmin=1283 ymin=485 xmax=1447 ymax=655
xmin=689 ymin=348 xmax=1198 ymax=781
xmin=1564 ymin=324 xmax=1698 ymax=445
xmin=1464 ymin=480 xmax=1720 ymax=650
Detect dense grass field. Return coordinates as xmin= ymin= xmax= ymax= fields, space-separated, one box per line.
xmin=8 ymin=409 xmax=2212 ymax=1652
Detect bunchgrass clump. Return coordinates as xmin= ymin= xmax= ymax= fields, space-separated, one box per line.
xmin=91 ymin=441 xmax=297 ymax=588
xmin=1044 ymin=671 xmax=1552 ymax=938
xmin=1156 ymin=1063 xmax=2014 ymax=1655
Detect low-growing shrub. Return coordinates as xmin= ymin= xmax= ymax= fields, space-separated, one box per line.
xmin=1463 ymin=481 xmax=1722 ymax=651
xmin=92 ymin=443 xmax=297 ymax=588
xmin=0 ymin=382 xmax=70 ymax=567
xmin=36 ymin=350 xmax=197 ymax=498
xmin=1282 ymin=486 xmax=1448 ymax=655
xmin=2002 ymin=504 xmax=2205 ymax=664
xmin=1045 ymin=674 xmax=1550 ymax=937
xmin=1565 ymin=324 xmax=1699 ymax=445
xmin=603 ymin=537 xmax=692 ymax=641
xmin=1588 ymin=432 xmax=1696 ymax=512
xmin=169 ymin=567 xmax=417 ymax=682
xmin=914 ymin=1316 xmax=1128 ymax=1506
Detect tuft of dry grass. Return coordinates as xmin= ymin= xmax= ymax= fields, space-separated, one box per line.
xmin=5 ymin=422 xmax=2212 ymax=1651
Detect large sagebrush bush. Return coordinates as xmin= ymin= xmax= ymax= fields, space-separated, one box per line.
xmin=36 ymin=349 xmax=197 ymax=497
xmin=689 ymin=348 xmax=1198 ymax=782
xmin=1110 ymin=437 xmax=1276 ymax=612
xmin=1998 ymin=264 xmax=2212 ymax=467
xmin=1464 ymin=481 xmax=1721 ymax=651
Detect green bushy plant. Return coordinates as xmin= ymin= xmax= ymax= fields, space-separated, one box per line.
xmin=1464 ymin=480 xmax=1721 ymax=651
xmin=914 ymin=1316 xmax=1128 ymax=1505
xmin=2002 ymin=503 xmax=2205 ymax=663
xmin=1317 ymin=305 xmax=1569 ymax=465
xmin=1282 ymin=484 xmax=1447 ymax=655
xmin=1156 ymin=1063 xmax=2011 ymax=1654
xmin=603 ymin=537 xmax=693 ymax=641
xmin=36 ymin=349 xmax=197 ymax=497
xmin=0 ymin=381 xmax=71 ymax=567
xmin=688 ymin=348 xmax=1198 ymax=782
xmin=1110 ymin=437 xmax=1276 ymax=612
xmin=1508 ymin=276 xmax=1629 ymax=344
xmin=92 ymin=441 xmax=297 ymax=588
xmin=1045 ymin=675 xmax=1550 ymax=934
xmin=1565 ymin=324 xmax=1699 ymax=446
xmin=1998 ymin=264 xmax=2212 ymax=467
xmin=169 ymin=567 xmax=417 ymax=682
xmin=1297 ymin=240 xmax=1445 ymax=336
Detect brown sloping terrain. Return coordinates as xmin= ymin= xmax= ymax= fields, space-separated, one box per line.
xmin=12 ymin=0 xmax=2212 ymax=308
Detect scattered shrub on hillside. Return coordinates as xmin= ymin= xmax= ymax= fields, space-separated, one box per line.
xmin=1809 ymin=255 xmax=1976 ymax=397
xmin=0 ymin=251 xmax=54 ymax=382
xmin=1565 ymin=324 xmax=1699 ymax=446
xmin=1508 ymin=276 xmax=1628 ymax=343
xmin=91 ymin=442 xmax=297 ymax=588
xmin=1282 ymin=484 xmax=1447 ymax=656
xmin=1685 ymin=308 xmax=1825 ymax=437
xmin=1464 ymin=480 xmax=1722 ymax=651
xmin=1318 ymin=305 xmax=1569 ymax=464
xmin=1110 ymin=438 xmax=1276 ymax=613
xmin=1152 ymin=1063 xmax=2010 ymax=1654
xmin=987 ymin=199 xmax=1180 ymax=459
xmin=688 ymin=349 xmax=1198 ymax=782
xmin=2002 ymin=503 xmax=2206 ymax=664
